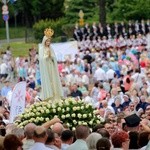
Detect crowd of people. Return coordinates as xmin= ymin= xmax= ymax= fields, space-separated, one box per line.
xmin=74 ymin=20 xmax=150 ymax=41
xmin=0 ymin=19 xmax=150 ymax=149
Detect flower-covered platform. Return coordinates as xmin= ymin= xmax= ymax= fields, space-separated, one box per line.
xmin=15 ymin=98 xmax=101 ymax=130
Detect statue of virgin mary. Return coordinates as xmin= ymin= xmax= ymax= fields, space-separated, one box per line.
xmin=39 ymin=28 xmax=63 ymax=102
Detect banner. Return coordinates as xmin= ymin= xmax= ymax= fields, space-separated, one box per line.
xmin=9 ymin=81 xmax=26 ymax=123
xmin=39 ymin=41 xmax=78 ymax=61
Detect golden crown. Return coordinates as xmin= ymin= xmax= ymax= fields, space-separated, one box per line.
xmin=44 ymin=28 xmax=54 ymax=38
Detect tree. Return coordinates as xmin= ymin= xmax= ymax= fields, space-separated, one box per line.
xmin=99 ymin=0 xmax=106 ymax=27
xmin=109 ymin=0 xmax=150 ymax=21
xmin=65 ymin=0 xmax=98 ymax=24
xmin=13 ymin=0 xmax=65 ymax=26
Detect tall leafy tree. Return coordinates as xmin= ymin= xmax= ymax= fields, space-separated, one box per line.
xmin=14 ymin=0 xmax=65 ymax=26
xmin=99 ymin=0 xmax=106 ymax=27
xmin=65 ymin=0 xmax=98 ymax=24
xmin=109 ymin=0 xmax=150 ymax=21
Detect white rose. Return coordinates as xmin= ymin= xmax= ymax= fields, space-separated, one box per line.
xmin=58 ymin=102 xmax=63 ymax=107
xmin=43 ymin=102 xmax=47 ymax=106
xmin=90 ymin=128 xmax=92 ymax=132
xmin=36 ymin=117 xmax=40 ymax=121
xmin=72 ymin=127 xmax=76 ymax=131
xmin=30 ymin=118 xmax=34 ymax=122
xmin=40 ymin=109 xmax=44 ymax=113
xmin=52 ymin=109 xmax=56 ymax=113
xmin=86 ymin=104 xmax=90 ymax=109
xmin=30 ymin=105 xmax=34 ymax=109
xmin=96 ymin=120 xmax=100 ymax=124
xmin=73 ymin=120 xmax=77 ymax=124
xmin=78 ymin=121 xmax=82 ymax=125
xmin=36 ymin=103 xmax=40 ymax=106
xmin=46 ymin=109 xmax=50 ymax=114
xmin=93 ymin=110 xmax=98 ymax=114
xmin=77 ymin=114 xmax=82 ymax=118
xmin=19 ymin=114 xmax=23 ymax=118
xmin=72 ymin=100 xmax=77 ymax=104
xmin=66 ymin=114 xmax=70 ymax=118
xmin=40 ymin=117 xmax=44 ymax=122
xmin=71 ymin=113 xmax=76 ymax=117
xmin=26 ymin=114 xmax=30 ymax=118
xmin=33 ymin=109 xmax=36 ymax=113
xmin=24 ymin=108 xmax=28 ymax=113
xmin=66 ymin=123 xmax=70 ymax=127
xmin=62 ymin=109 xmax=65 ymax=113
xmin=52 ymin=105 xmax=56 ymax=109
xmin=89 ymin=113 xmax=92 ymax=117
xmin=89 ymin=121 xmax=93 ymax=125
xmin=57 ymin=107 xmax=61 ymax=111
xmin=35 ymin=119 xmax=38 ymax=123
xmin=21 ymin=114 xmax=24 ymax=118
xmin=26 ymin=109 xmax=30 ymax=113
xmin=81 ymin=106 xmax=84 ymax=109
xmin=43 ymin=107 xmax=47 ymax=110
xmin=47 ymin=104 xmax=51 ymax=108
xmin=66 ymin=107 xmax=70 ymax=111
xmin=32 ymin=112 xmax=34 ymax=116
xmin=37 ymin=107 xmax=41 ymax=111
xmin=83 ymin=114 xmax=87 ymax=118
xmin=24 ymin=114 xmax=28 ymax=118
xmin=65 ymin=101 xmax=69 ymax=106
xmin=73 ymin=107 xmax=77 ymax=111
xmin=61 ymin=115 xmax=65 ymax=119
xmin=76 ymin=106 xmax=80 ymax=110
xmin=82 ymin=122 xmax=87 ymax=125
xmin=28 ymin=119 xmax=32 ymax=123
xmin=98 ymin=116 xmax=105 ymax=122
xmin=45 ymin=118 xmax=50 ymax=122
xmin=78 ymin=99 xmax=82 ymax=103
xmin=20 ymin=126 xmax=24 ymax=129
xmin=24 ymin=120 xmax=28 ymax=125
xmin=36 ymin=112 xmax=40 ymax=116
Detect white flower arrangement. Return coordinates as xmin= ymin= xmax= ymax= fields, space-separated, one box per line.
xmin=15 ymin=98 xmax=102 ymax=129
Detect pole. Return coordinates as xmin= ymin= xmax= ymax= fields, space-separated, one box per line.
xmin=5 ymin=20 xmax=9 ymax=43
xmin=2 ymin=0 xmax=10 ymax=43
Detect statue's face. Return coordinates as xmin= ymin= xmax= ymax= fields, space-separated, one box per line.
xmin=45 ymin=38 xmax=51 ymax=47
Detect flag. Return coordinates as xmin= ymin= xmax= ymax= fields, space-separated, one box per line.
xmin=9 ymin=81 xmax=26 ymax=123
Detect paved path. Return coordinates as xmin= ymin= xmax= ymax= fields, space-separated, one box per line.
xmin=0 ymin=38 xmax=25 ymax=44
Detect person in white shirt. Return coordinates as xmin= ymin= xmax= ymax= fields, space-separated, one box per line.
xmin=0 ymin=62 xmax=8 ymax=81
xmin=94 ymin=64 xmax=106 ymax=82
xmin=106 ymin=67 xmax=115 ymax=81
xmin=101 ymin=100 xmax=115 ymax=119
xmin=65 ymin=71 xmax=75 ymax=86
xmin=131 ymin=69 xmax=145 ymax=90
xmin=82 ymin=72 xmax=89 ymax=89
xmin=74 ymin=71 xmax=82 ymax=85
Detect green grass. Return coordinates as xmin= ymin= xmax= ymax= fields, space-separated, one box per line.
xmin=0 ymin=27 xmax=27 ymax=39
xmin=0 ymin=42 xmax=38 ymax=57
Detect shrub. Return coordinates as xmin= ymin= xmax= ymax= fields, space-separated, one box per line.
xmin=33 ymin=18 xmax=66 ymax=42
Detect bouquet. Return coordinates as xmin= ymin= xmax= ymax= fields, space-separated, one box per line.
xmin=15 ymin=98 xmax=101 ymax=130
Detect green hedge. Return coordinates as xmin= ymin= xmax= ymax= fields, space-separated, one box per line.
xmin=33 ymin=18 xmax=67 ymax=42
